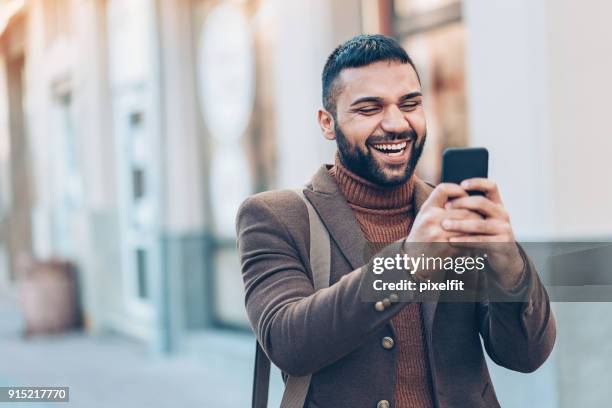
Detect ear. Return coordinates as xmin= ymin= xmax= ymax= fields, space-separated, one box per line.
xmin=317 ymin=108 xmax=336 ymax=141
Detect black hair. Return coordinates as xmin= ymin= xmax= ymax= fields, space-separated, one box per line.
xmin=321 ymin=34 xmax=419 ymax=116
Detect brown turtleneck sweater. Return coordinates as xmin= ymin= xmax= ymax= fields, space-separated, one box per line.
xmin=330 ymin=156 xmax=434 ymax=408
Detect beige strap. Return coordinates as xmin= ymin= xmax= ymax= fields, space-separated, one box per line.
xmin=279 ymin=189 xmax=331 ymax=408
xmin=296 ymin=188 xmax=331 ymax=292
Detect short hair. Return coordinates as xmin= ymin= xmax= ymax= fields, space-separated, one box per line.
xmin=321 ymin=34 xmax=419 ymax=116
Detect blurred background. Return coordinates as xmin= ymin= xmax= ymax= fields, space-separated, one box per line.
xmin=0 ymin=0 xmax=611 ymax=406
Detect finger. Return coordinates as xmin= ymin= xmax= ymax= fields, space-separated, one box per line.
xmin=460 ymin=178 xmax=503 ymax=204
xmin=440 ymin=227 xmax=481 ymax=239
xmin=447 ymin=235 xmax=497 ymax=250
xmin=446 ymin=196 xmax=505 ymax=219
xmin=441 ymin=219 xmax=505 ymax=235
xmin=444 ymin=208 xmax=485 ymax=220
xmin=448 ymin=235 xmax=508 ymax=244
xmin=423 ymin=183 xmax=468 ymax=210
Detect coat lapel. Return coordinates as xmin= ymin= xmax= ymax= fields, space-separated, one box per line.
xmin=412 ymin=177 xmax=441 ymax=338
xmin=302 ymin=165 xmax=369 ymax=270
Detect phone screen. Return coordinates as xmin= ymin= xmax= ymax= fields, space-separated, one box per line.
xmin=441 ymin=147 xmax=489 ymax=195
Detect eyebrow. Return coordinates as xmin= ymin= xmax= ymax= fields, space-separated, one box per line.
xmin=350 ymin=92 xmax=423 ymax=107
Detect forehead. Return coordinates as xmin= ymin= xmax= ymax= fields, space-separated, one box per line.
xmin=337 ymin=60 xmax=421 ymax=103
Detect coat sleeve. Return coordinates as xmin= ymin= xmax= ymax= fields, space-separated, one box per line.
xmin=477 ymin=244 xmax=556 ymax=373
xmin=236 ymin=194 xmax=409 ymax=377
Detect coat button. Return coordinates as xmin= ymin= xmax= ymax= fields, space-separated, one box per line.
xmin=389 ymin=293 xmax=399 ymax=303
xmin=382 ymin=298 xmax=391 ymax=308
xmin=381 ymin=336 xmax=395 ymax=350
xmin=374 ymin=301 xmax=385 ymax=312
xmin=377 ymin=400 xmax=390 ymax=408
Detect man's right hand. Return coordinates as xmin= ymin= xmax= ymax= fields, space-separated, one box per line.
xmin=407 ymin=183 xmax=484 ymax=243
xmin=401 ymin=183 xmax=485 ymax=283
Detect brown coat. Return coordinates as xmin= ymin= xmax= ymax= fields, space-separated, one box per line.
xmin=236 ymin=165 xmax=556 ymax=408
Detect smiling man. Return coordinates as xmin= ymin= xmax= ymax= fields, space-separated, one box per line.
xmin=237 ymin=35 xmax=555 ymax=408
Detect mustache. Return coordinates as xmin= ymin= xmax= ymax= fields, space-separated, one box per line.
xmin=367 ymin=129 xmax=417 ymax=145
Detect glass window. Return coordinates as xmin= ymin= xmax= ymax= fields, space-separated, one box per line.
xmin=393 ymin=1 xmax=468 ymax=182
xmin=132 ymin=168 xmax=145 ymax=201
xmin=135 ymin=248 xmax=148 ymax=300
xmin=45 ymin=0 xmax=72 ymax=45
xmin=394 ymin=0 xmax=460 ymax=18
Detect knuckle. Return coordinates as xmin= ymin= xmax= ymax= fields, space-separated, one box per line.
xmin=492 ymin=220 xmax=508 ymax=234
xmin=434 ymin=184 xmax=447 ymax=193
xmin=438 ymin=183 xmax=460 ymax=194
xmin=477 ymin=196 xmax=489 ymax=205
xmin=474 ymin=220 xmax=485 ymax=232
xmin=487 ymin=221 xmax=498 ymax=233
xmin=435 ymin=184 xmax=450 ymax=196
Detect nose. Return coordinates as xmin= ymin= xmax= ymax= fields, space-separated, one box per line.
xmin=380 ymin=104 xmax=411 ymax=134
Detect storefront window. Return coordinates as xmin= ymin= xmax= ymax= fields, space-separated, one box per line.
xmin=194 ymin=0 xmax=269 ymax=328
xmin=394 ymin=0 xmax=459 ymax=17
xmin=392 ymin=0 xmax=468 ymax=182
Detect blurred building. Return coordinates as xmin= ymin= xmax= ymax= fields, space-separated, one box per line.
xmin=0 ymin=0 xmax=610 ymax=407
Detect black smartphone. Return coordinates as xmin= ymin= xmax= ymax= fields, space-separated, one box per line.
xmin=441 ymin=147 xmax=489 ymax=196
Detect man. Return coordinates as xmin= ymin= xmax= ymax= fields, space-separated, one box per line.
xmin=236 ymin=35 xmax=555 ymax=408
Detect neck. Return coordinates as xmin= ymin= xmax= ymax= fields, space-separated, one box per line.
xmin=329 ymin=153 xmax=414 ymax=211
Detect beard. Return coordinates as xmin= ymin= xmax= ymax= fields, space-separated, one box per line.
xmin=335 ymin=123 xmax=426 ymax=187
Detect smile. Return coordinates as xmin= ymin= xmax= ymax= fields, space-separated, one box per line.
xmin=370 ymin=141 xmax=409 ymax=157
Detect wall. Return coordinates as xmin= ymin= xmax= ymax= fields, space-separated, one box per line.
xmin=464 ymin=0 xmax=612 ymax=406
xmin=272 ymin=0 xmax=361 ymax=189
xmin=544 ymin=1 xmax=612 ymax=406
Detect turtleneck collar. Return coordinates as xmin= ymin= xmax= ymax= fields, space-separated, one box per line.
xmin=328 ymin=152 xmax=415 ymax=211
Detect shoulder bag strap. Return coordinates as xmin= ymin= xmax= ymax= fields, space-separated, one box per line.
xmin=251 ymin=187 xmax=331 ymax=408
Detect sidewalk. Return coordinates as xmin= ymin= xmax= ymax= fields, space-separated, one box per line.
xmin=0 ymin=299 xmax=283 ymax=407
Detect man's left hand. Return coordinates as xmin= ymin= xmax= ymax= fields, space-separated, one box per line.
xmin=440 ymin=178 xmax=524 ymax=289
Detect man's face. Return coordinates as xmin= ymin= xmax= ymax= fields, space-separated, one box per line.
xmin=329 ymin=60 xmax=426 ymax=186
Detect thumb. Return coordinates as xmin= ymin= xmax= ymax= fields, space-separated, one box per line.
xmin=422 ymin=183 xmax=468 ymax=210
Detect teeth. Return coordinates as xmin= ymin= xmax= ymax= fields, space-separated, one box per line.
xmin=372 ymin=141 xmax=408 ymax=152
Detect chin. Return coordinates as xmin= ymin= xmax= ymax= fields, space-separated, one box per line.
xmin=382 ymin=177 xmax=410 ymax=187
xmin=376 ymin=170 xmax=411 ymax=186
xmin=377 ymin=164 xmax=411 ymax=185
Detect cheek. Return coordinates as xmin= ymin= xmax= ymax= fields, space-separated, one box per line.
xmin=407 ymin=112 xmax=427 ymax=136
xmin=341 ymin=117 xmax=379 ymax=146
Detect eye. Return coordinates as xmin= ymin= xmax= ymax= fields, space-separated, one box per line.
xmin=400 ymin=101 xmax=421 ymax=111
xmin=357 ymin=106 xmax=382 ymax=115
